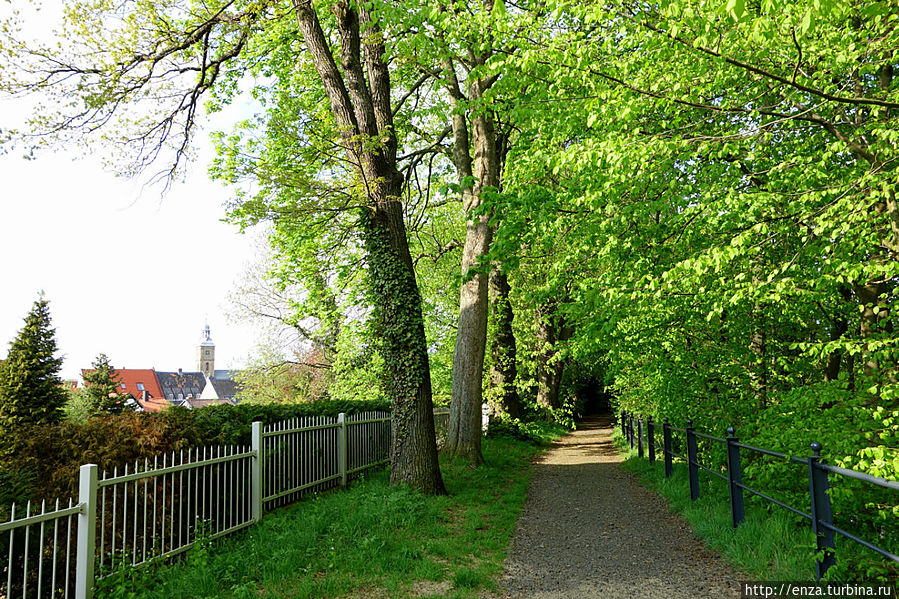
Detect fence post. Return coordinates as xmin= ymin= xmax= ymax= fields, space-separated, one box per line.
xmin=75 ymin=464 xmax=98 ymax=599
xmin=251 ymin=421 xmax=263 ymax=523
xmin=663 ymin=418 xmax=672 ymax=478
xmin=629 ymin=414 xmax=635 ymax=448
xmin=624 ymin=411 xmax=630 ymax=446
xmin=726 ymin=427 xmax=744 ymax=528
xmin=808 ymin=442 xmax=836 ymax=580
xmin=337 ymin=413 xmax=347 ymax=487
xmin=647 ymin=417 xmax=655 ymax=464
xmin=621 ymin=411 xmax=627 ymax=438
xmin=686 ymin=420 xmax=699 ymax=501
xmin=637 ymin=416 xmax=644 ymax=458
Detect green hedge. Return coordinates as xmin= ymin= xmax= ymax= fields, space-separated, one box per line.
xmin=0 ymin=400 xmax=391 ymax=505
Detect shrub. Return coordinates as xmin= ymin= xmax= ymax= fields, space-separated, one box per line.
xmin=1 ymin=399 xmax=391 ymax=503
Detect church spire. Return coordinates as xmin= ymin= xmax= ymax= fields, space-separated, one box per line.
xmin=197 ymin=321 xmax=215 ymax=377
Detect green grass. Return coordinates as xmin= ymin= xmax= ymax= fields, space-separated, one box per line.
xmin=98 ymin=432 xmax=563 ymax=599
xmin=612 ymin=428 xmax=818 ymax=581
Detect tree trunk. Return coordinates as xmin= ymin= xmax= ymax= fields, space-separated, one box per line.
xmin=487 ymin=268 xmax=520 ymax=419
xmin=360 ymin=202 xmax=445 ymax=493
xmin=535 ymin=306 xmax=573 ymax=414
xmin=295 ymin=0 xmax=444 ymax=493
xmin=824 ymin=286 xmax=852 ymax=384
xmin=749 ymin=308 xmax=768 ymax=409
xmin=442 ymin=56 xmax=502 ymax=464
xmin=536 ymin=353 xmax=565 ymax=411
xmin=852 ymin=281 xmax=891 ymax=380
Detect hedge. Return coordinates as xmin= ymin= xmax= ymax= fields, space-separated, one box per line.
xmin=0 ymin=399 xmax=391 ymax=505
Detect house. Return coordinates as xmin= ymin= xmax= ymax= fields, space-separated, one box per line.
xmin=156 ymin=369 xmax=206 ymax=405
xmin=80 ymin=324 xmax=241 ymax=411
xmin=79 ymin=367 xmax=169 ymax=412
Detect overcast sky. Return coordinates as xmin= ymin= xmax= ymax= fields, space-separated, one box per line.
xmin=0 ymin=139 xmax=264 ymax=378
xmin=0 ymin=105 xmax=265 ymax=380
xmin=0 ymin=2 xmax=277 ymax=380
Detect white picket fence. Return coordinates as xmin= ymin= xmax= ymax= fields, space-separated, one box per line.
xmin=0 ymin=410 xmax=401 ymax=599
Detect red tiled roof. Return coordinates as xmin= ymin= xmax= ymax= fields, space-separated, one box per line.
xmin=81 ymin=368 xmax=166 ymax=403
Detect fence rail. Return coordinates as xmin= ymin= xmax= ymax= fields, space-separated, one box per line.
xmin=1 ymin=408 xmax=434 ymax=599
xmin=1 ymin=499 xmax=80 ymax=599
xmin=620 ymin=410 xmax=899 ymax=581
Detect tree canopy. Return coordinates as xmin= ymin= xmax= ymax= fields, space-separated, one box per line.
xmin=2 ymin=0 xmax=897 ymax=507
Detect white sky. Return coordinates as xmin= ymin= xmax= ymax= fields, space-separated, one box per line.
xmin=0 ymin=134 xmax=264 ymax=380
xmin=0 ymin=2 xmax=274 ymax=380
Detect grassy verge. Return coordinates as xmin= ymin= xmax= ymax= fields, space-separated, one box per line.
xmin=611 ymin=428 xmax=818 ymax=581
xmin=100 ymin=428 xmax=566 ymax=599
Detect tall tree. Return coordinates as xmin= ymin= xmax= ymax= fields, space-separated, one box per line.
xmin=428 ymin=0 xmax=516 ymax=463
xmin=2 ymin=0 xmax=446 ymax=493
xmin=0 ymin=295 xmax=67 ymax=443
xmin=83 ymin=353 xmax=130 ymax=414
xmin=486 ymin=267 xmax=520 ymax=419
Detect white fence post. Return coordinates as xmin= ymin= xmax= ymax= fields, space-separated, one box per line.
xmin=251 ymin=421 xmax=263 ymax=522
xmin=75 ymin=464 xmax=98 ymax=599
xmin=337 ymin=413 xmax=347 ymax=487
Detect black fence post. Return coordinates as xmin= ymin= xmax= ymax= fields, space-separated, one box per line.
xmin=663 ymin=418 xmax=672 ymax=478
xmin=808 ymin=442 xmax=836 ymax=580
xmin=647 ymin=417 xmax=655 ymax=464
xmin=629 ymin=414 xmax=635 ymax=448
xmin=686 ymin=419 xmax=699 ymax=501
xmin=726 ymin=426 xmax=744 ymax=528
xmin=637 ymin=416 xmax=644 ymax=458
xmin=621 ymin=410 xmax=627 ymax=438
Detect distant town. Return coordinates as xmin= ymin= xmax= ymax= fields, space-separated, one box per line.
xmin=68 ymin=323 xmax=242 ymax=412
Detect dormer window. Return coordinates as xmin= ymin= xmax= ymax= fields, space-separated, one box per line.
xmin=136 ymin=383 xmax=145 ymax=391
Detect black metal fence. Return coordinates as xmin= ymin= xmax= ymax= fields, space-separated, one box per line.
xmin=619 ymin=410 xmax=899 ymax=580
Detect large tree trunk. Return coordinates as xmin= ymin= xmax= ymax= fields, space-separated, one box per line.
xmin=442 ymin=55 xmax=502 ymax=464
xmin=295 ymin=0 xmax=444 ymax=493
xmin=361 ymin=200 xmax=444 ymax=492
xmin=487 ymin=268 xmax=520 ymax=419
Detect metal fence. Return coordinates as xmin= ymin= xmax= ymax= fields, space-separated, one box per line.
xmin=620 ymin=410 xmax=899 ymax=580
xmin=0 ymin=410 xmax=400 ymax=599
xmin=0 ymin=498 xmax=81 ymax=599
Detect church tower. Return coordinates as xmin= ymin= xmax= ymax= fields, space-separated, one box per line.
xmin=197 ymin=322 xmax=215 ymax=377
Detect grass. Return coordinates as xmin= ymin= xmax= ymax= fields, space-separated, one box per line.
xmin=612 ymin=428 xmax=819 ymax=581
xmin=613 ymin=430 xmax=899 ymax=585
xmin=98 ymin=428 xmax=566 ymax=599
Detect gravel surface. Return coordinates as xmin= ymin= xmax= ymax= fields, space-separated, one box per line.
xmin=499 ymin=415 xmax=742 ymax=599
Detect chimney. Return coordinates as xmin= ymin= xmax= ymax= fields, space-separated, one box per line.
xmin=141 ymin=390 xmax=148 ymax=401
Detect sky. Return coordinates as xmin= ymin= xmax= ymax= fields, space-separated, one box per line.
xmin=0 ymin=106 xmax=265 ymax=381
xmin=0 ymin=1 xmax=278 ymax=381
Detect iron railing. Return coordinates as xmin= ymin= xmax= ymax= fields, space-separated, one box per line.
xmin=0 ymin=498 xmax=81 ymax=599
xmin=620 ymin=410 xmax=899 ymax=580
xmin=0 ymin=408 xmax=422 ymax=599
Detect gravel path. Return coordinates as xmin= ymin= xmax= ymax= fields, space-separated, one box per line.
xmin=499 ymin=415 xmax=742 ymax=599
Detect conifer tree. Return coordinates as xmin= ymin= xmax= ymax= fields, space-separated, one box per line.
xmin=0 ymin=295 xmax=67 ymax=433
xmin=83 ymin=353 xmax=130 ymax=414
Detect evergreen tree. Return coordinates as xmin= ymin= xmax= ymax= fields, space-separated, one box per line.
xmin=83 ymin=353 xmax=130 ymax=414
xmin=0 ymin=295 xmax=67 ymax=433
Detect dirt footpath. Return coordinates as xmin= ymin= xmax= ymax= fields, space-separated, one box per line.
xmin=499 ymin=415 xmax=742 ymax=599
